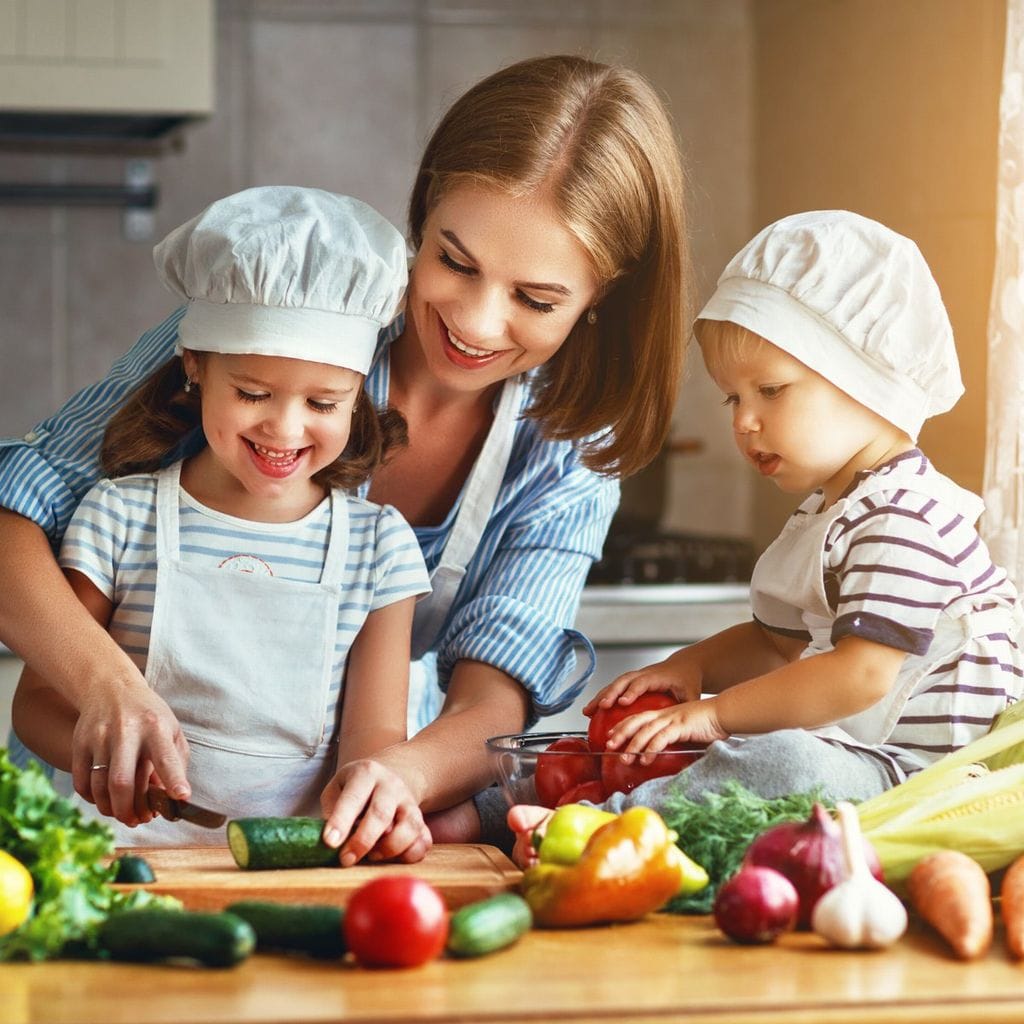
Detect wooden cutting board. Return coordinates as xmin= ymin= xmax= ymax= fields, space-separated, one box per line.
xmin=112 ymin=844 xmax=522 ymax=911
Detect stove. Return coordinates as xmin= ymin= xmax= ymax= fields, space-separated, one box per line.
xmin=586 ymin=530 xmax=754 ymax=586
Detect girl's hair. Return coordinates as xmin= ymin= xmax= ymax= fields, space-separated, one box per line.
xmin=408 ymin=54 xmax=691 ymax=478
xmin=101 ymin=355 xmax=408 ymax=491
xmin=694 ymin=319 xmax=767 ymax=378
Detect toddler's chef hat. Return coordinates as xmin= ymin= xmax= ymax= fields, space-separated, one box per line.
xmin=154 ymin=186 xmax=408 ymax=375
xmin=695 ymin=210 xmax=963 ymax=440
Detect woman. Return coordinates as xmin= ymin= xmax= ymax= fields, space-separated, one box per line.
xmin=0 ymin=54 xmax=690 ymax=861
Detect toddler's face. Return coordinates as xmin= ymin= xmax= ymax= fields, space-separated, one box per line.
xmin=701 ymin=335 xmax=905 ymax=507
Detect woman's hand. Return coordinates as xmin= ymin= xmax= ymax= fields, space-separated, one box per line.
xmin=320 ymin=759 xmax=432 ymax=866
xmin=72 ymin=684 xmax=191 ymax=826
xmin=582 ymin=653 xmax=701 ymax=717
xmin=604 ymin=696 xmax=727 ymax=758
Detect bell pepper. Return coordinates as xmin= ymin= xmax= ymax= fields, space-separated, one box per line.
xmin=521 ymin=806 xmax=709 ymax=928
xmin=534 ymin=803 xmax=617 ymax=865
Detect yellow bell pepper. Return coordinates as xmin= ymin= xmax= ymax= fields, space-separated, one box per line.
xmin=521 ymin=806 xmax=708 ymax=928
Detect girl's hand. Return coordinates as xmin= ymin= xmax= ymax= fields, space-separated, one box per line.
xmin=72 ymin=686 xmax=191 ymax=827
xmin=604 ymin=697 xmax=727 ymax=759
xmin=582 ymin=657 xmax=701 ymax=716
xmin=320 ymin=759 xmax=429 ymax=866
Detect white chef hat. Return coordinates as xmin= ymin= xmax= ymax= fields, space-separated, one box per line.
xmin=696 ymin=210 xmax=963 ymax=441
xmin=154 ymin=186 xmax=408 ymax=375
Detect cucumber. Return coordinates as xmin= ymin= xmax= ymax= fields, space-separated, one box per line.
xmin=98 ymin=908 xmax=256 ymax=967
xmin=111 ymin=854 xmax=156 ymax=884
xmin=226 ymin=901 xmax=345 ymax=958
xmin=227 ymin=817 xmax=338 ymax=870
xmin=446 ymin=892 xmax=532 ymax=958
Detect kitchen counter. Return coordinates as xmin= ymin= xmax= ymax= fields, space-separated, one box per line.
xmin=5 ymin=913 xmax=1024 ymax=1024
xmin=576 ymin=583 xmax=751 ymax=645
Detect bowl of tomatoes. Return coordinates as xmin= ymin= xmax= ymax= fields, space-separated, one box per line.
xmin=487 ymin=693 xmax=707 ymax=808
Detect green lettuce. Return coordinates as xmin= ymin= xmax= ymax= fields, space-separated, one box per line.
xmin=0 ymin=749 xmax=178 ymax=960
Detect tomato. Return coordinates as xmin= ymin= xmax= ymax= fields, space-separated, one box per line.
xmin=586 ymin=691 xmax=678 ymax=752
xmin=534 ymin=737 xmax=601 ymax=809
xmin=601 ymin=746 xmax=703 ymax=797
xmin=344 ymin=876 xmax=449 ymax=968
xmin=555 ymin=779 xmax=607 ymax=806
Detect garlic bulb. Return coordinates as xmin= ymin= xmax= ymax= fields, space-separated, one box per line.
xmin=811 ymin=801 xmax=907 ymax=950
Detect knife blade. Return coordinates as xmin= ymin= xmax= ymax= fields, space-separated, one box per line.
xmin=146 ymin=787 xmax=227 ymax=829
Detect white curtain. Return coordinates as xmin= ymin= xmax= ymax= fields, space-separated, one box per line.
xmin=984 ymin=0 xmax=1024 ymax=590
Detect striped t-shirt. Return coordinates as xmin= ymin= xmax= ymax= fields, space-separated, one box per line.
xmin=58 ymin=471 xmax=431 ymax=737
xmin=754 ymin=450 xmax=1022 ymax=775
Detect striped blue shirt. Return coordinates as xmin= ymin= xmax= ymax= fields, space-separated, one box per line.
xmin=0 ymin=307 xmax=619 ymax=721
xmin=58 ymin=472 xmax=430 ymax=734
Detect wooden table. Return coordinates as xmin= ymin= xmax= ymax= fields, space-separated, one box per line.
xmin=4 ymin=913 xmax=1024 ymax=1023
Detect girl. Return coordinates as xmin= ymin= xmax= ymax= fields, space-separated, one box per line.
xmin=0 ymin=55 xmax=689 ymax=861
xmin=512 ymin=210 xmax=1022 ymax=860
xmin=12 ymin=187 xmax=431 ymax=854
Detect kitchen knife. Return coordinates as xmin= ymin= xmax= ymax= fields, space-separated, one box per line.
xmin=146 ymin=787 xmax=227 ymax=829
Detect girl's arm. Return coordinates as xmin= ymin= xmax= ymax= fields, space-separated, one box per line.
xmin=319 ymin=595 xmax=426 ymax=864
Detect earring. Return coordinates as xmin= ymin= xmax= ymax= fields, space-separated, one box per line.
xmin=183 ymin=377 xmax=194 ymax=393
xmin=587 ymin=307 xmax=598 ymax=325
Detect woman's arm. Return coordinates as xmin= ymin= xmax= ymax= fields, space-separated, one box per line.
xmin=0 ymin=513 xmax=191 ymax=817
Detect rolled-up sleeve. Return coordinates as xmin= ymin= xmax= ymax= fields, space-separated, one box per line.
xmin=0 ymin=308 xmax=185 ymax=546
xmin=435 ymin=464 xmax=619 ymax=723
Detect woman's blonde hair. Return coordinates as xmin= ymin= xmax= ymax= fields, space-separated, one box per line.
xmin=101 ymin=355 xmax=407 ymax=490
xmin=408 ymin=54 xmax=691 ymax=477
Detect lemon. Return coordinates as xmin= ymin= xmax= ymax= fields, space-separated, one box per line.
xmin=0 ymin=849 xmax=34 ymax=936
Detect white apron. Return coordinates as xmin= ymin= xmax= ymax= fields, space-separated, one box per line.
xmin=93 ymin=463 xmax=349 ymax=846
xmin=406 ymin=377 xmax=524 ymax=733
xmin=751 ymin=461 xmax=1017 ymax=751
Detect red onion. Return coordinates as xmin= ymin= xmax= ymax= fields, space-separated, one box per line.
xmin=743 ymin=802 xmax=883 ymax=929
xmin=713 ymin=865 xmax=799 ymax=944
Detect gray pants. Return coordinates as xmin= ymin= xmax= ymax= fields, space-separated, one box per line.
xmin=476 ymin=729 xmax=896 ymax=852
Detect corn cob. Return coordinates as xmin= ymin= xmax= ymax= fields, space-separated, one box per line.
xmin=855 ymin=714 xmax=1024 ymax=889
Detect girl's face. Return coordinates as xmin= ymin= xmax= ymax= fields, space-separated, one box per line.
xmin=183 ymin=351 xmax=362 ymax=519
xmin=404 ymin=183 xmax=600 ymax=395
xmin=702 ymin=336 xmax=909 ymax=508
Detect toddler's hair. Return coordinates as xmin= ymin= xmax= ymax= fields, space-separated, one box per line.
xmin=694 ymin=318 xmax=766 ymax=377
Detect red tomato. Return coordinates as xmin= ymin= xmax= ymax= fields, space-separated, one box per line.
xmin=534 ymin=737 xmax=601 ymax=809
xmin=344 ymin=876 xmax=449 ymax=968
xmin=601 ymin=747 xmax=703 ymax=797
xmin=555 ymin=779 xmax=607 ymax=806
xmin=586 ymin=691 xmax=678 ymax=752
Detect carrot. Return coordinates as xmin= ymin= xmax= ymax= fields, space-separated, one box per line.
xmin=1000 ymin=853 xmax=1024 ymax=959
xmin=907 ymin=850 xmax=993 ymax=960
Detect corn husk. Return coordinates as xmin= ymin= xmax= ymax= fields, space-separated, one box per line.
xmin=856 ymin=713 xmax=1024 ymax=889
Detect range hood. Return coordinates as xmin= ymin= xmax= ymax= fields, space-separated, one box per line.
xmin=0 ymin=0 xmax=214 ymax=153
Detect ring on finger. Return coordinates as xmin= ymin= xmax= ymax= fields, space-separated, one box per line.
xmin=90 ymin=763 xmax=109 ymax=771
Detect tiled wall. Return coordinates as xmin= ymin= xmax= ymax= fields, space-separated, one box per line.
xmin=0 ymin=0 xmax=755 ymax=538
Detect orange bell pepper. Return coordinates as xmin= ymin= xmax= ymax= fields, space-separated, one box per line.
xmin=520 ymin=806 xmax=708 ymax=928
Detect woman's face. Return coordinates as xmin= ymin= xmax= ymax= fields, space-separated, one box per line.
xmin=405 ymin=183 xmax=600 ymax=395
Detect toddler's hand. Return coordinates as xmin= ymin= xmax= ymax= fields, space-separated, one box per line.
xmin=582 ymin=657 xmax=700 ymax=717
xmin=604 ymin=697 xmax=727 ymax=759
xmin=506 ymin=804 xmax=554 ymax=869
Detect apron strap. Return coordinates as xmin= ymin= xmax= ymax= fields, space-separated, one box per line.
xmin=319 ymin=489 xmax=349 ymax=586
xmin=155 ymin=462 xmax=184 ymax=560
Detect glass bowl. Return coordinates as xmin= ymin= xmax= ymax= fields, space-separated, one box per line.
xmin=486 ymin=731 xmax=706 ymax=809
